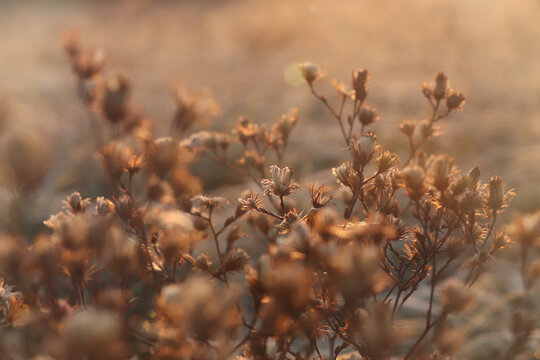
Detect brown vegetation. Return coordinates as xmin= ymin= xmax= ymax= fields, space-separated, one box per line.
xmin=0 ymin=26 xmax=538 ymax=360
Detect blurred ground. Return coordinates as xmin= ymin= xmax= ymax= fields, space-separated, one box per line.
xmin=1 ymin=0 xmax=540 ymax=229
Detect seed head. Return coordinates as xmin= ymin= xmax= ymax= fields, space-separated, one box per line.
xmin=299 ymin=62 xmax=322 ymax=85
xmin=261 ymin=165 xmax=301 ymax=197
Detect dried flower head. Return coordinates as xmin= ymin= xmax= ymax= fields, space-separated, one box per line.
xmin=261 ymin=165 xmax=301 ymax=197
xmin=238 ymin=192 xmax=263 ymax=212
xmin=359 ymin=105 xmax=380 ymax=126
xmin=440 ymin=278 xmax=475 ymax=314
xmin=309 ymin=184 xmax=334 ymax=209
xmin=102 ymin=74 xmax=130 ymax=123
xmin=145 ymin=137 xmax=181 ymax=178
xmin=333 ymin=161 xmax=363 ymax=190
xmin=446 ymin=89 xmax=466 ymax=111
xmin=433 ymin=72 xmax=448 ymax=100
xmin=191 ymin=195 xmax=228 ymax=215
xmin=299 ymin=62 xmax=322 ymax=85
xmin=100 ymin=141 xmax=132 ymax=181
xmin=350 ymin=134 xmax=377 ymax=166
xmin=402 ymin=166 xmax=425 ymax=200
xmin=352 ymin=69 xmax=369 ymax=102
xmin=399 ymin=119 xmax=416 ymax=137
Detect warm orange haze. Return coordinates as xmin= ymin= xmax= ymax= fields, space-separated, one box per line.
xmin=0 ymin=0 xmax=539 ymax=359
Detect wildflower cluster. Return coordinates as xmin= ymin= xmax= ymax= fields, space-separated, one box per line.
xmin=0 ymin=36 xmax=537 ymax=360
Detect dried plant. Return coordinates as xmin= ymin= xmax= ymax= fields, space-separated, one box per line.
xmin=0 ymin=32 xmax=537 ymax=360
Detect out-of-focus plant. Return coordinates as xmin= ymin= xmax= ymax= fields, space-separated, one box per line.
xmin=0 ymin=31 xmax=537 ymax=360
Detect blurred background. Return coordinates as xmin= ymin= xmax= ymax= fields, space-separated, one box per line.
xmin=1 ymin=0 xmax=540 ymax=234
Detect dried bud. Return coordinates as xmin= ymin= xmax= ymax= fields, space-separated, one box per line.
xmin=399 ymin=119 xmax=416 ymax=137
xmin=113 ymin=195 xmax=135 ymax=222
xmin=274 ymin=108 xmax=299 ymax=138
xmin=352 ymin=69 xmax=369 ymax=102
xmin=65 ymin=192 xmax=91 ymax=213
xmin=72 ymin=48 xmax=106 ymax=80
xmin=433 ymin=72 xmax=448 ymax=100
xmin=359 ymin=106 xmax=380 ymax=126
xmin=487 ymin=176 xmax=504 ymax=210
xmin=194 ymin=253 xmax=213 ymax=271
xmin=279 ymin=209 xmax=301 ymax=233
xmin=419 ymin=119 xmax=438 ymax=138
xmin=446 ymin=89 xmax=465 ymax=111
xmin=299 ymin=62 xmax=322 ymax=84
xmin=468 ymin=167 xmax=481 ymax=188
xmin=102 ymin=74 xmax=130 ymax=123
xmin=420 ymin=81 xmax=433 ymax=99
